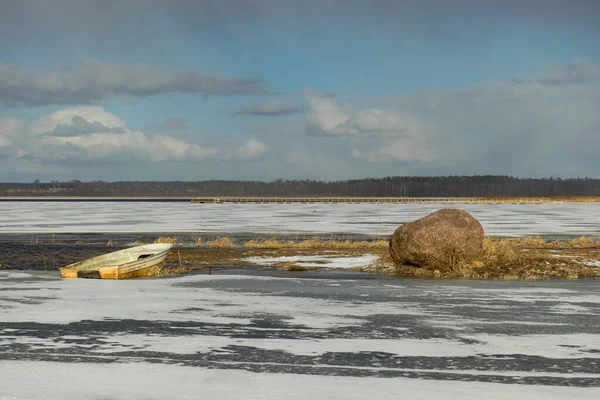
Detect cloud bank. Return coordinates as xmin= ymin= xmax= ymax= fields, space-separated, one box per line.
xmin=339 ymin=59 xmax=600 ymax=174
xmin=0 ymin=106 xmax=268 ymax=164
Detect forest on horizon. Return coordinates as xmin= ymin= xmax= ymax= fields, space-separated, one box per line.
xmin=2 ymin=176 xmax=600 ymax=198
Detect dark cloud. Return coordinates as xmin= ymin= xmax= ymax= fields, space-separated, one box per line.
xmin=1 ymin=1 xmax=597 ymax=48
xmin=144 ymin=118 xmax=191 ymax=131
xmin=45 ymin=116 xmax=125 ymax=137
xmin=0 ymin=62 xmax=267 ymax=107
xmin=232 ymin=101 xmax=301 ymax=116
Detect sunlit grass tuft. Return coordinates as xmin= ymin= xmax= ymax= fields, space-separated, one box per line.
xmin=154 ymin=236 xmax=180 ymax=246
xmin=206 ymin=237 xmax=236 ymax=248
xmin=243 ymin=238 xmax=295 ymax=249
xmin=569 ymin=236 xmax=596 ymax=248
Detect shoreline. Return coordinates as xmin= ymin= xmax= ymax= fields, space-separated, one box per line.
xmin=0 ymin=231 xmax=591 ymax=245
xmin=2 ymin=235 xmax=600 ymax=281
xmin=3 ymin=195 xmax=600 ymax=204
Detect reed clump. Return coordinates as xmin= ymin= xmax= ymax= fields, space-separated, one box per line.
xmin=191 ymin=235 xmax=203 ymax=247
xmin=206 ymin=237 xmax=236 ymax=248
xmin=569 ymin=236 xmax=597 ymax=248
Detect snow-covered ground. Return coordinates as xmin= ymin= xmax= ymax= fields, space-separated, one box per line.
xmin=2 ymin=201 xmax=600 ymax=237
xmin=1 ymin=270 xmax=599 ymax=399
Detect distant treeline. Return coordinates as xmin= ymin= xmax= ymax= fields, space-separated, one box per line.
xmin=2 ymin=176 xmax=600 ymax=198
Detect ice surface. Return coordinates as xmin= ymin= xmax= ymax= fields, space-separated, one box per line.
xmin=2 ymin=271 xmax=600 ymax=398
xmin=2 ymin=201 xmax=600 ymax=237
xmin=0 ymin=272 xmax=421 ymax=328
xmin=1 ymin=272 xmax=599 ymax=358
xmin=2 ymin=361 xmax=599 ymax=400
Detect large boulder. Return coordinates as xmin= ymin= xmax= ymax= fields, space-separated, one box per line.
xmin=389 ymin=209 xmax=484 ymax=267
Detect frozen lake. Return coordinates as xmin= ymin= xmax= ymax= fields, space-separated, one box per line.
xmin=1 ymin=201 xmax=600 ymax=237
xmin=2 ymin=201 xmax=600 ymax=398
xmin=1 ymin=270 xmax=599 ymax=399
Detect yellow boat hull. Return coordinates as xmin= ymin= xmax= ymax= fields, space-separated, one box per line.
xmin=60 ymin=244 xmax=172 ymax=280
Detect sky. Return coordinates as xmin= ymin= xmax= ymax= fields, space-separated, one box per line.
xmin=0 ymin=0 xmax=599 ymax=182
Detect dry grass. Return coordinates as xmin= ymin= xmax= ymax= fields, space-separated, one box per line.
xmin=512 ymin=236 xmax=546 ymax=248
xmin=148 ymin=265 xmax=206 ymax=277
xmin=243 ymin=238 xmax=295 ymax=249
xmin=206 ymin=237 xmax=236 ymax=248
xmin=569 ymin=236 xmax=597 ymax=248
xmin=485 ymin=196 xmax=600 ymax=203
xmin=242 ymin=237 xmax=388 ymax=249
xmin=155 ymin=236 xmax=180 ymax=246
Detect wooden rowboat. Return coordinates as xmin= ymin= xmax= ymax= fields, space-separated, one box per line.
xmin=60 ymin=243 xmax=173 ymax=279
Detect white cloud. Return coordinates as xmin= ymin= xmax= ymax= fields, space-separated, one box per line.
xmin=32 ymin=106 xmax=126 ymax=135
xmin=0 ymin=107 xmax=232 ymax=164
xmin=303 ymin=88 xmax=437 ymax=165
xmin=233 ymin=138 xmax=270 ymax=161
xmin=304 ymin=89 xmax=425 ymax=137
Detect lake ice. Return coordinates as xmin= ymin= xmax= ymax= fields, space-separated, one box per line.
xmin=1 ymin=271 xmax=599 ymax=399
xmin=1 ymin=201 xmax=600 ymax=399
xmin=1 ymin=201 xmax=600 ymax=237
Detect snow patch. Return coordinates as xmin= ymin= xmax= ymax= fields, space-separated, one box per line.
xmin=243 ymin=254 xmax=378 ymax=269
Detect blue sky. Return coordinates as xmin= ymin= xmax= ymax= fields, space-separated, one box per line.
xmin=1 ymin=0 xmax=599 ymax=181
